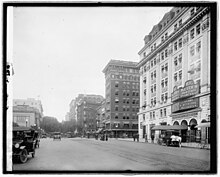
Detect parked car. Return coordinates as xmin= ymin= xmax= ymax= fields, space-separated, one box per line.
xmin=13 ymin=127 xmax=37 ymax=163
xmin=53 ymin=132 xmax=61 ymax=140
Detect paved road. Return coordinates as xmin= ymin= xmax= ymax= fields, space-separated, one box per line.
xmin=13 ymin=137 xmax=210 ymax=171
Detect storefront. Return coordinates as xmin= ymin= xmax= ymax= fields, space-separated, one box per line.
xmin=171 ymin=80 xmax=201 ymax=142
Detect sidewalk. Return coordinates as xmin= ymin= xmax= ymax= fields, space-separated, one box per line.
xmin=110 ymin=138 xmax=210 ymax=150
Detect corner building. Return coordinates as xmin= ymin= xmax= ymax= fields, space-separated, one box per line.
xmin=138 ymin=7 xmax=210 ymax=143
xmin=103 ymin=60 xmax=139 ymax=138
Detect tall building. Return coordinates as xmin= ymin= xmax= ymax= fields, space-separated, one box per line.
xmin=96 ymin=100 xmax=106 ymax=130
xmin=65 ymin=112 xmax=70 ymax=121
xmin=102 ymin=60 xmax=139 ymax=138
xmin=69 ymin=99 xmax=77 ymax=121
xmin=75 ymin=94 xmax=104 ymax=136
xmin=137 ymin=7 xmax=211 ymax=143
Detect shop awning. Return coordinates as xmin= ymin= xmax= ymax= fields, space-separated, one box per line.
xmin=96 ymin=128 xmax=103 ymax=133
xmin=151 ymin=125 xmax=188 ymax=130
xmin=195 ymin=122 xmax=210 ymax=128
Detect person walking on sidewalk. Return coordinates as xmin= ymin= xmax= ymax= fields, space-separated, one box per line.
xmin=133 ymin=134 xmax=136 ymax=141
xmin=136 ymin=134 xmax=139 ymax=142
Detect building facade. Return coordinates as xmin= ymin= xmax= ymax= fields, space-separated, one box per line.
xmin=13 ymin=105 xmax=42 ymax=128
xmin=102 ymin=60 xmax=139 ymax=138
xmin=96 ymin=100 xmax=106 ymax=130
xmin=13 ymin=98 xmax=44 ymax=128
xmin=75 ymin=94 xmax=104 ymax=136
xmin=137 ymin=7 xmax=210 ymax=143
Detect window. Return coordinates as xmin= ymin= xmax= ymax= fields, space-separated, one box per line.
xmin=153 ymin=111 xmax=155 ymax=118
xmin=143 ymin=52 xmax=146 ymax=57
xmin=154 ymin=58 xmax=156 ymax=65
xmin=115 ymin=98 xmax=119 ymax=103
xmin=115 ymin=82 xmax=119 ymax=87
xmin=154 ymin=43 xmax=156 ymax=49
xmin=165 ymin=78 xmax=168 ymax=86
xmin=123 ymin=90 xmax=126 ymax=96
xmin=164 ymin=108 xmax=167 ymax=116
xmin=127 ymin=107 xmax=129 ymax=111
xmin=123 ymin=98 xmax=126 ymax=103
xmin=151 ymin=72 xmax=154 ymax=80
xmin=127 ymin=99 xmax=129 ymax=104
xmin=165 ymin=93 xmax=168 ymax=102
xmin=190 ymin=28 xmax=195 ymax=40
xmin=151 ymin=99 xmax=153 ymax=106
xmin=115 ymin=106 xmax=118 ymax=111
xmin=161 ymin=36 xmax=164 ymax=42
xmin=154 ymin=97 xmax=156 ymax=105
xmin=132 ymin=100 xmax=135 ymax=104
xmin=154 ymin=84 xmax=156 ymax=92
xmin=144 ymin=66 xmax=146 ymax=72
xmin=179 ymin=38 xmax=182 ymax=48
xmin=150 ymin=112 xmax=152 ymax=119
xmin=161 ymin=65 xmax=164 ymax=73
xmin=151 ymin=60 xmax=153 ymax=67
xmin=151 ymin=46 xmax=153 ymax=51
xmin=165 ymin=49 xmax=168 ymax=58
xmin=154 ymin=70 xmax=156 ymax=78
xmin=115 ymin=90 xmax=118 ymax=95
xmin=174 ymin=41 xmax=178 ymax=51
xmin=161 ymin=80 xmax=164 ymax=88
xmin=196 ymin=41 xmax=201 ymax=53
xmin=174 ymin=73 xmax=178 ymax=81
xmin=179 ymin=70 xmax=182 ymax=80
xmin=115 ymin=115 xmax=118 ymax=119
xmin=179 ymin=54 xmax=182 ymax=63
xmin=196 ymin=24 xmax=201 ymax=35
xmin=179 ymin=19 xmax=182 ymax=26
xmin=165 ymin=33 xmax=168 ymax=39
xmin=190 ymin=45 xmax=195 ymax=56
xmin=190 ymin=7 xmax=195 ymax=16
xmin=165 ymin=63 xmax=168 ymax=72
xmin=161 ymin=94 xmax=164 ymax=102
xmin=161 ymin=52 xmax=164 ymax=60
xmin=174 ymin=57 xmax=178 ymax=66
xmin=123 ymin=107 xmax=126 ymax=111
xmin=174 ymin=24 xmax=177 ymax=31
xmin=143 ymin=114 xmax=145 ymax=121
xmin=151 ymin=86 xmax=153 ymax=93
xmin=127 ymin=92 xmax=129 ymax=96
xmin=160 ymin=109 xmax=163 ymax=117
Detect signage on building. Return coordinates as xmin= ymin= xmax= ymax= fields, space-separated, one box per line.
xmin=171 ymin=98 xmax=199 ymax=113
xmin=171 ymin=80 xmax=199 ymax=102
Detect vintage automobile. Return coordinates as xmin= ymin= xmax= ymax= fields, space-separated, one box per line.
xmin=13 ymin=127 xmax=37 ymax=163
xmin=53 ymin=132 xmax=61 ymax=140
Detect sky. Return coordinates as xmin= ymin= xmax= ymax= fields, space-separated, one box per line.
xmin=12 ymin=6 xmax=172 ymax=122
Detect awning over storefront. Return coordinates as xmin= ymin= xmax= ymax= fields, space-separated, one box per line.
xmin=195 ymin=122 xmax=210 ymax=128
xmin=96 ymin=128 xmax=103 ymax=133
xmin=151 ymin=125 xmax=188 ymax=130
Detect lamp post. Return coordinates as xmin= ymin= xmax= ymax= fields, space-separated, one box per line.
xmin=25 ymin=119 xmax=28 ymax=127
xmin=115 ymin=123 xmax=118 ymax=139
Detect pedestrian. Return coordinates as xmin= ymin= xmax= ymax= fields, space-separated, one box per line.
xmin=151 ymin=134 xmax=155 ymax=143
xmin=133 ymin=134 xmax=136 ymax=141
xmin=137 ymin=134 xmax=139 ymax=142
xmin=145 ymin=134 xmax=148 ymax=143
xmin=106 ymin=134 xmax=108 ymax=141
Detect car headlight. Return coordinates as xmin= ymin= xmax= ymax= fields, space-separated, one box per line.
xmin=15 ymin=143 xmax=19 ymax=148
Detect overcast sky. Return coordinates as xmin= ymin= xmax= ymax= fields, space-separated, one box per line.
xmin=12 ymin=6 xmax=172 ymax=122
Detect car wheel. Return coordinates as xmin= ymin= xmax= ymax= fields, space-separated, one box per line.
xmin=19 ymin=149 xmax=28 ymax=163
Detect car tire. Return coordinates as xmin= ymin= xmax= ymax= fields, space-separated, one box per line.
xmin=19 ymin=149 xmax=28 ymax=163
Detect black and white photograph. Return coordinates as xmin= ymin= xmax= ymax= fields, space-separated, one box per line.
xmin=3 ymin=1 xmax=217 ymax=174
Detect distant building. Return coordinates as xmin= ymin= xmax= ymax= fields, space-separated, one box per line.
xmin=137 ymin=7 xmax=211 ymax=143
xmin=13 ymin=105 xmax=41 ymax=128
xmin=65 ymin=112 xmax=70 ymax=121
xmin=75 ymin=94 xmax=104 ymax=135
xmin=69 ymin=99 xmax=77 ymax=121
xmin=96 ymin=100 xmax=106 ymax=130
xmin=13 ymin=98 xmax=43 ymax=128
xmin=102 ymin=60 xmax=140 ymax=138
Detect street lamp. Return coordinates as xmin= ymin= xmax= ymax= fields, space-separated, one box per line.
xmin=25 ymin=119 xmax=28 ymax=127
xmin=115 ymin=123 xmax=118 ymax=139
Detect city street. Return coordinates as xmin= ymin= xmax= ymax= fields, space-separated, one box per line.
xmin=12 ymin=137 xmax=210 ymax=172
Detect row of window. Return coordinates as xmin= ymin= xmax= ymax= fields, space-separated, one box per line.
xmin=174 ymin=53 xmax=182 ymax=66
xmin=115 ymin=115 xmax=138 ymax=120
xmin=173 ymin=38 xmax=183 ymax=52
xmin=115 ymin=98 xmax=139 ymax=104
xmin=112 ymin=74 xmax=139 ymax=81
xmin=190 ymin=23 xmax=201 ymax=40
xmin=149 ymin=108 xmax=167 ymax=119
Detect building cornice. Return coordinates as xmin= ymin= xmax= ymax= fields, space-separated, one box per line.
xmin=137 ymin=7 xmax=210 ymax=68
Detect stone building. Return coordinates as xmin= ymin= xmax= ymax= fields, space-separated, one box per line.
xmin=102 ymin=60 xmax=139 ymax=138
xmin=137 ymin=7 xmax=211 ymax=143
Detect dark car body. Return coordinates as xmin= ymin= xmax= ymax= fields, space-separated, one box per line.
xmin=13 ymin=127 xmax=37 ymax=163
